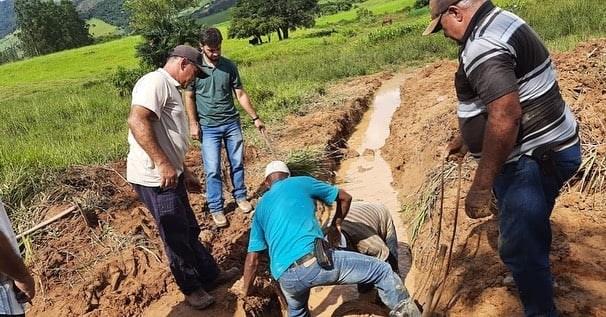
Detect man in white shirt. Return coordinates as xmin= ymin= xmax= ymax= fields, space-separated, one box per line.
xmin=127 ymin=45 xmax=237 ymax=310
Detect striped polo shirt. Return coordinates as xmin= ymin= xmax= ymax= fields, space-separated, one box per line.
xmin=340 ymin=202 xmax=398 ymax=261
xmin=455 ymin=1 xmax=578 ymax=160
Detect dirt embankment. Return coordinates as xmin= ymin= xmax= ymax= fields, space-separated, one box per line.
xmin=383 ymin=40 xmax=606 ymax=316
xmin=25 ymin=73 xmax=387 ymax=316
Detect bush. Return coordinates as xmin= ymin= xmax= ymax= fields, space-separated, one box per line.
xmin=319 ymin=1 xmax=353 ymax=16
xmin=109 ymin=66 xmax=151 ymax=96
xmin=0 ymin=45 xmax=21 ymax=65
xmin=136 ymin=15 xmax=204 ymax=68
xmin=356 ymin=7 xmax=374 ymax=23
xmin=367 ymin=25 xmax=417 ymax=44
xmin=413 ymin=0 xmax=429 ymax=9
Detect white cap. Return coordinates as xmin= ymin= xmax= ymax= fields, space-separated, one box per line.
xmin=264 ymin=161 xmax=290 ymax=178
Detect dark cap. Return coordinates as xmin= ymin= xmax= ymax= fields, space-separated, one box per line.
xmin=423 ymin=0 xmax=461 ymax=36
xmin=169 ymin=45 xmax=204 ymax=72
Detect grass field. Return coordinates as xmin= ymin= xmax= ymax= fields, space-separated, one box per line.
xmin=200 ymin=8 xmax=232 ymax=26
xmin=87 ymin=18 xmax=119 ymax=38
xmin=1 ymin=0 xmax=605 ymax=217
xmin=316 ymin=0 xmax=411 ymax=26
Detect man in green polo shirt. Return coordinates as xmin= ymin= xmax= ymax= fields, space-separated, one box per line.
xmin=185 ymin=28 xmax=265 ymax=228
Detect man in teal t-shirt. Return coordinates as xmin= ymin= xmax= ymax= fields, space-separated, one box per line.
xmin=232 ymin=161 xmax=421 ymax=317
xmin=184 ymin=28 xmax=265 ymax=228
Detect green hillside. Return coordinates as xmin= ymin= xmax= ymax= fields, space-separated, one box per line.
xmin=200 ymin=8 xmax=232 ymax=26
xmin=87 ymin=18 xmax=120 ymax=37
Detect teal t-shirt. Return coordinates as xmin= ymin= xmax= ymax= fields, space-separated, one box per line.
xmin=248 ymin=176 xmax=339 ymax=280
xmin=190 ymin=56 xmax=242 ymax=127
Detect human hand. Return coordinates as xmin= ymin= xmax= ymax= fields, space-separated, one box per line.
xmin=229 ymin=278 xmax=248 ymax=298
xmin=443 ymin=135 xmax=468 ymax=162
xmin=464 ymin=186 xmax=494 ymax=219
xmin=184 ymin=169 xmax=202 ymax=193
xmin=254 ymin=118 xmax=265 ymax=131
xmin=14 ymin=273 xmax=35 ymax=302
xmin=158 ymin=161 xmax=178 ymax=189
xmin=190 ymin=122 xmax=200 ymax=141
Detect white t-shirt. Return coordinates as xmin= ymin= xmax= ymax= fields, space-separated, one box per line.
xmin=126 ymin=68 xmax=189 ymax=187
xmin=0 ymin=200 xmax=25 ymax=315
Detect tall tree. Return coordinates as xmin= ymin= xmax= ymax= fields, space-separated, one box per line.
xmin=14 ymin=0 xmax=92 ymax=57
xmin=274 ymin=0 xmax=318 ymax=39
xmin=229 ymin=0 xmax=318 ymax=41
xmin=124 ymin=0 xmax=202 ymax=68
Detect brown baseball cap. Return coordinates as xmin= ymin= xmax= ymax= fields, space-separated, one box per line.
xmin=422 ymin=0 xmax=461 ymax=36
xmin=169 ymin=45 xmax=204 ymax=72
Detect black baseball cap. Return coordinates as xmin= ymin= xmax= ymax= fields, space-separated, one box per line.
xmin=169 ymin=45 xmax=204 ymax=72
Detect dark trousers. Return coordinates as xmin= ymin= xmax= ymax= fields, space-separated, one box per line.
xmin=494 ymin=142 xmax=581 ymax=317
xmin=133 ymin=176 xmax=219 ymax=295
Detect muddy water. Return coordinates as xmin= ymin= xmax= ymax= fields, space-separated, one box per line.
xmin=307 ymin=73 xmax=409 ymax=315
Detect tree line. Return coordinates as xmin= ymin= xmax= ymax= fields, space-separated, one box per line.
xmin=14 ymin=0 xmax=92 ymax=57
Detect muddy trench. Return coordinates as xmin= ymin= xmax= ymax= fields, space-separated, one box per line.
xmin=134 ymin=72 xmax=407 ymax=317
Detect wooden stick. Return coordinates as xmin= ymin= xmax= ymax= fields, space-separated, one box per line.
xmin=427 ymin=162 xmax=463 ymax=315
xmin=17 ymin=205 xmax=77 ymax=240
xmin=436 ymin=158 xmax=446 ymax=252
xmin=446 ymin=161 xmax=463 ymax=275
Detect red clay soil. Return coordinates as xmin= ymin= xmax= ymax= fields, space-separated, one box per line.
xmin=23 ymin=73 xmax=386 ymax=317
xmin=383 ymin=39 xmax=606 ymax=316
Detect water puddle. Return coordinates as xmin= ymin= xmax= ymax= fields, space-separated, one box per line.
xmin=307 ymin=73 xmax=408 ymax=315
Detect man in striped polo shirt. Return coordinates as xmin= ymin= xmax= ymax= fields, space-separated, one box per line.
xmin=424 ymin=0 xmax=581 ymax=316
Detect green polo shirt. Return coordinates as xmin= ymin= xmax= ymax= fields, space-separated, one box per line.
xmin=189 ymin=56 xmax=242 ymax=127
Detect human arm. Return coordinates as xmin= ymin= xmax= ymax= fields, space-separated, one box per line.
xmin=241 ymin=252 xmax=260 ymax=296
xmin=462 ymin=41 xmax=521 ymax=217
xmin=127 ymin=105 xmax=178 ymax=189
xmin=234 ymin=88 xmax=265 ymax=131
xmin=466 ymin=91 xmax=521 ymax=217
xmin=444 ymin=133 xmax=468 ymax=162
xmin=331 ymin=189 xmax=352 ymax=230
xmin=0 ymin=231 xmax=35 ymax=301
xmin=184 ymin=89 xmax=200 ymax=140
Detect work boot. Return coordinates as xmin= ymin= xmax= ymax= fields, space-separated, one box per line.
xmin=389 ymin=298 xmax=422 ymax=317
xmin=186 ymin=288 xmax=215 ymax=310
xmin=215 ymin=267 xmax=240 ymax=286
xmin=211 ymin=211 xmax=228 ymax=228
xmin=237 ymin=199 xmax=254 ymax=213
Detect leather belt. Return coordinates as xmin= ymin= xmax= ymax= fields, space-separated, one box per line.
xmin=290 ymin=252 xmax=315 ymax=268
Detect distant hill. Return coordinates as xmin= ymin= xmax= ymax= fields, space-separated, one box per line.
xmin=0 ymin=0 xmax=237 ymax=40
xmin=0 ymin=0 xmax=128 ymax=38
xmin=75 ymin=0 xmax=129 ymax=27
xmin=192 ymin=0 xmax=236 ymax=20
xmin=0 ymin=0 xmax=16 ymax=38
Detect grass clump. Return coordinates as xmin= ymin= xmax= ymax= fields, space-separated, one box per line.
xmin=285 ymin=148 xmax=341 ymax=180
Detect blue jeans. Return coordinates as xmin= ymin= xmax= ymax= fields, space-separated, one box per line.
xmin=494 ymin=142 xmax=581 ymax=317
xmin=201 ymin=120 xmax=247 ymax=213
xmin=278 ymin=249 xmax=410 ymax=317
